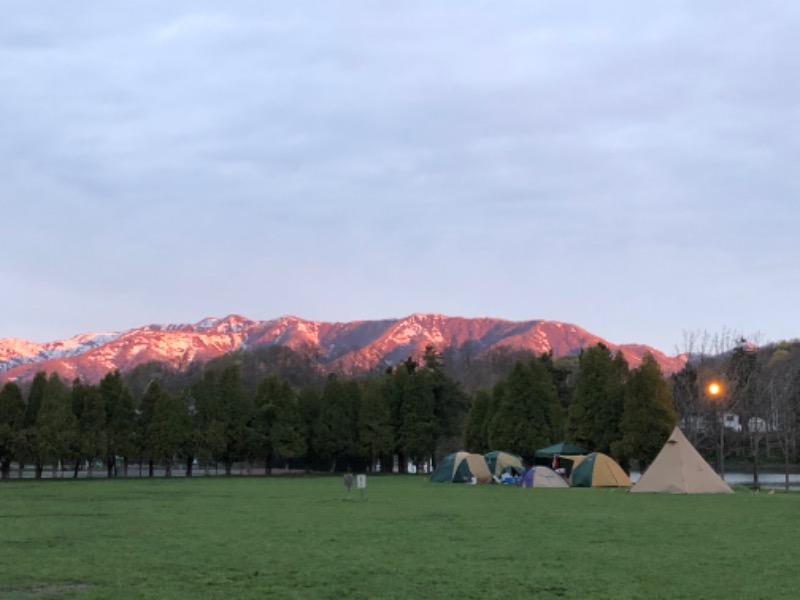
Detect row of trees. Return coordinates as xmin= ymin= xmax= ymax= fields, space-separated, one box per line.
xmin=463 ymin=345 xmax=677 ymax=470
xmin=3 ymin=338 xmax=800 ymax=482
xmin=672 ymin=337 xmax=800 ymax=487
xmin=0 ymin=347 xmax=468 ymax=478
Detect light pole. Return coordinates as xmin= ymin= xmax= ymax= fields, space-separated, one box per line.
xmin=708 ymin=382 xmax=725 ymax=478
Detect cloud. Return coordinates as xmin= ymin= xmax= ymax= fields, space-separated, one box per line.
xmin=1 ymin=1 xmax=799 ymax=350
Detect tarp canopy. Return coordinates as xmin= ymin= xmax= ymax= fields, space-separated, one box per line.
xmin=534 ymin=442 xmax=589 ymax=459
xmin=484 ymin=451 xmax=525 ymax=477
xmin=429 ymin=452 xmax=493 ymax=484
xmin=561 ymin=453 xmax=632 ymax=488
xmin=520 ymin=466 xmax=569 ymax=488
xmin=631 ymin=427 xmax=733 ymax=494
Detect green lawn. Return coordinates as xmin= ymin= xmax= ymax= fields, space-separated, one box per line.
xmin=0 ymin=476 xmax=796 ymax=599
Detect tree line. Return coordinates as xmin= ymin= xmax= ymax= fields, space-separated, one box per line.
xmin=671 ymin=338 xmax=800 ymax=488
xmin=2 ymin=339 xmax=799 ymax=482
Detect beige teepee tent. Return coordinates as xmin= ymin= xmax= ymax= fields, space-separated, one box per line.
xmin=631 ymin=427 xmax=733 ymax=494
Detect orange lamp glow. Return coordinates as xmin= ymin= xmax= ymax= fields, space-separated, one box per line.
xmin=708 ymin=382 xmax=721 ymax=396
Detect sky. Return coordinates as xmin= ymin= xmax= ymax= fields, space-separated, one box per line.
xmin=2 ymin=1 xmax=799 ymax=355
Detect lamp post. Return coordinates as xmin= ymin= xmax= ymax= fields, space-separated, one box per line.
xmin=708 ymin=382 xmax=725 ymax=478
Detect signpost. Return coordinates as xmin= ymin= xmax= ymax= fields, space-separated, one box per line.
xmin=357 ymin=474 xmax=366 ymax=501
xmin=343 ymin=473 xmax=366 ymax=501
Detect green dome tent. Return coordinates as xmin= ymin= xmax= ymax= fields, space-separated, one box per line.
xmin=429 ymin=452 xmax=493 ymax=483
xmin=561 ymin=452 xmax=632 ymax=488
xmin=483 ymin=451 xmax=524 ymax=478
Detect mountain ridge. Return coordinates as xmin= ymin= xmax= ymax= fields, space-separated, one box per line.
xmin=0 ymin=313 xmax=686 ymax=383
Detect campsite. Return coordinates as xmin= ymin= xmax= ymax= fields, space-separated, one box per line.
xmin=1 ymin=475 xmax=798 ymax=599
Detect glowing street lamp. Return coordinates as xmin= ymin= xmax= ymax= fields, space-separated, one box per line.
xmin=707 ymin=381 xmax=726 ymax=477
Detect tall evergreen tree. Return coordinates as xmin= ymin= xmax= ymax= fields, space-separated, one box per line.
xmin=422 ymin=345 xmax=470 ymax=456
xmin=358 ymin=377 xmax=394 ymax=471
xmin=100 ymin=370 xmax=136 ymax=477
xmin=0 ymin=382 xmax=25 ymax=479
xmin=216 ymin=365 xmax=254 ymax=475
xmin=397 ymin=369 xmax=436 ymax=469
xmin=615 ymin=354 xmax=677 ymax=470
xmin=146 ymin=385 xmax=191 ymax=476
xmin=71 ymin=379 xmax=106 ymax=478
xmin=139 ymin=381 xmax=164 ymax=476
xmin=463 ymin=388 xmax=494 ymax=454
xmin=487 ymin=358 xmax=563 ymax=464
xmin=316 ymin=374 xmax=360 ymax=471
xmin=566 ymin=344 xmax=628 ymax=454
xmin=297 ymin=386 xmax=322 ymax=472
xmin=190 ymin=369 xmax=226 ymax=475
xmin=23 ymin=372 xmax=47 ymax=477
xmin=35 ymin=374 xmax=79 ymax=478
xmin=254 ymin=376 xmax=306 ymax=473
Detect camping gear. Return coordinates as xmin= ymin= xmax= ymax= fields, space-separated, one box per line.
xmin=561 ymin=452 xmax=632 ymax=487
xmin=630 ymin=427 xmax=733 ymax=494
xmin=520 ymin=466 xmax=569 ymax=488
xmin=429 ymin=452 xmax=493 ymax=483
xmin=483 ymin=451 xmax=525 ymax=478
xmin=534 ymin=442 xmax=589 ymax=464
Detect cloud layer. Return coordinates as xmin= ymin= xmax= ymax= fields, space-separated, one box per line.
xmin=2 ymin=1 xmax=799 ymax=353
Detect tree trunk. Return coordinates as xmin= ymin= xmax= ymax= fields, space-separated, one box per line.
xmin=1 ymin=458 xmax=10 ymax=479
xmin=148 ymin=460 xmax=154 ymax=478
xmin=186 ymin=456 xmax=193 ymax=477
xmin=752 ymin=434 xmax=760 ymax=489
xmin=123 ymin=457 xmax=130 ymax=477
xmin=73 ymin=460 xmax=80 ymax=479
xmin=165 ymin=461 xmax=172 ymax=477
xmin=224 ymin=461 xmax=233 ymax=476
xmin=35 ymin=461 xmax=43 ymax=479
xmin=107 ymin=456 xmax=115 ymax=478
xmin=785 ymin=456 xmax=791 ymax=492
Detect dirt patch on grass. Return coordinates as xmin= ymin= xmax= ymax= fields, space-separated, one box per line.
xmin=0 ymin=583 xmax=91 ymax=598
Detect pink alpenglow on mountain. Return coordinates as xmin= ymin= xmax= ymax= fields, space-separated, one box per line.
xmin=0 ymin=314 xmax=685 ymax=384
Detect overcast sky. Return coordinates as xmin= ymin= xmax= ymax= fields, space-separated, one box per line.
xmin=2 ymin=1 xmax=799 ymax=354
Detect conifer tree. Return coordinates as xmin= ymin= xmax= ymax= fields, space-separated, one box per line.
xmin=36 ymin=374 xmax=79 ymax=478
xmin=100 ymin=370 xmax=136 ymax=477
xmin=566 ymin=344 xmax=628 ymax=454
xmin=615 ymin=354 xmax=677 ymax=470
xmin=146 ymin=385 xmax=191 ymax=476
xmin=23 ymin=372 xmax=47 ymax=477
xmin=297 ymin=386 xmax=322 ymax=472
xmin=316 ymin=374 xmax=360 ymax=471
xmin=71 ymin=379 xmax=106 ymax=478
xmin=463 ymin=388 xmax=493 ymax=454
xmin=398 ymin=370 xmax=436 ymax=469
xmin=255 ymin=375 xmax=306 ymax=473
xmin=358 ymin=377 xmax=394 ymax=471
xmin=216 ymin=365 xmax=254 ymax=475
xmin=0 ymin=382 xmax=25 ymax=479
xmin=139 ymin=381 xmax=164 ymax=476
xmin=487 ymin=358 xmax=563 ymax=463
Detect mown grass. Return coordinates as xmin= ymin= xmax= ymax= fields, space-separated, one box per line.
xmin=0 ymin=476 xmax=797 ymax=599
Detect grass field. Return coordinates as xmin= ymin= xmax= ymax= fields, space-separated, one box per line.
xmin=0 ymin=476 xmax=797 ymax=599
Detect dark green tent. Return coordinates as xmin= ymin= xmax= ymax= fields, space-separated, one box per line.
xmin=533 ymin=442 xmax=588 ymax=466
xmin=483 ymin=451 xmax=524 ymax=477
xmin=429 ymin=452 xmax=493 ymax=483
xmin=560 ymin=453 xmax=632 ymax=488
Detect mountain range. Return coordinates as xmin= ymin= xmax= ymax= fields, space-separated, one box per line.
xmin=0 ymin=314 xmax=686 ymax=384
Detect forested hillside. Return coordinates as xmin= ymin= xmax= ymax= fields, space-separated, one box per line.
xmin=1 ymin=340 xmax=799 ymax=486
